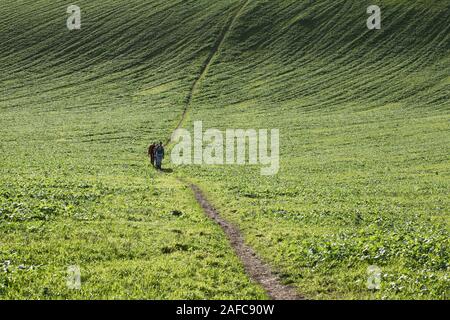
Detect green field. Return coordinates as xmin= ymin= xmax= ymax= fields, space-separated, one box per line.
xmin=0 ymin=0 xmax=449 ymax=299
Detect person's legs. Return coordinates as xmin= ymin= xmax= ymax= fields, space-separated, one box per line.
xmin=156 ymin=156 xmax=162 ymax=170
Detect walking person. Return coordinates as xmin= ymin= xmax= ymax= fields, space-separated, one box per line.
xmin=154 ymin=142 xmax=165 ymax=170
xmin=148 ymin=142 xmax=157 ymax=167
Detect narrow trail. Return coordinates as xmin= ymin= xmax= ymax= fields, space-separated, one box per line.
xmin=166 ymin=0 xmax=249 ymax=145
xmin=166 ymin=0 xmax=303 ymax=300
xmin=190 ymin=184 xmax=302 ymax=300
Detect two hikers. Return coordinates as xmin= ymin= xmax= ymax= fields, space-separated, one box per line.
xmin=148 ymin=142 xmax=165 ymax=170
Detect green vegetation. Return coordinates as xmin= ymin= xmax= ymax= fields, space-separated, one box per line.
xmin=1 ymin=0 xmax=449 ymax=299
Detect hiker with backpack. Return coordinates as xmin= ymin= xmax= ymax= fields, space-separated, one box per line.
xmin=154 ymin=142 xmax=165 ymax=170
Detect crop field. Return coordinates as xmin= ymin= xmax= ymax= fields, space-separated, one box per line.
xmin=0 ymin=0 xmax=449 ymax=299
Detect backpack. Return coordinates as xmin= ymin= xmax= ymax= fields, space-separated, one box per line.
xmin=155 ymin=145 xmax=164 ymax=156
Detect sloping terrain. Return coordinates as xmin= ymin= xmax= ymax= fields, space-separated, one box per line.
xmin=0 ymin=0 xmax=449 ymax=299
xmin=179 ymin=0 xmax=450 ymax=299
xmin=0 ymin=0 xmax=267 ymax=299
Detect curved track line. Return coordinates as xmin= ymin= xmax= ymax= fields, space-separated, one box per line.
xmin=166 ymin=0 xmax=249 ymax=145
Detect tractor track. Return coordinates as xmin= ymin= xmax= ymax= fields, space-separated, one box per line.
xmin=166 ymin=0 xmax=249 ymax=145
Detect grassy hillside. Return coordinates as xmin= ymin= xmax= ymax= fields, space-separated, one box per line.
xmin=0 ymin=0 xmax=267 ymax=299
xmin=0 ymin=0 xmax=449 ymax=299
xmin=179 ymin=0 xmax=450 ymax=299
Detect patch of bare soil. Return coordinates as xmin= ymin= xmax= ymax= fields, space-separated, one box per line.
xmin=189 ymin=184 xmax=303 ymax=300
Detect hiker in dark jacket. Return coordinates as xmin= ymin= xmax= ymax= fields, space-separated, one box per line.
xmin=148 ymin=143 xmax=156 ymax=166
xmin=154 ymin=142 xmax=165 ymax=170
